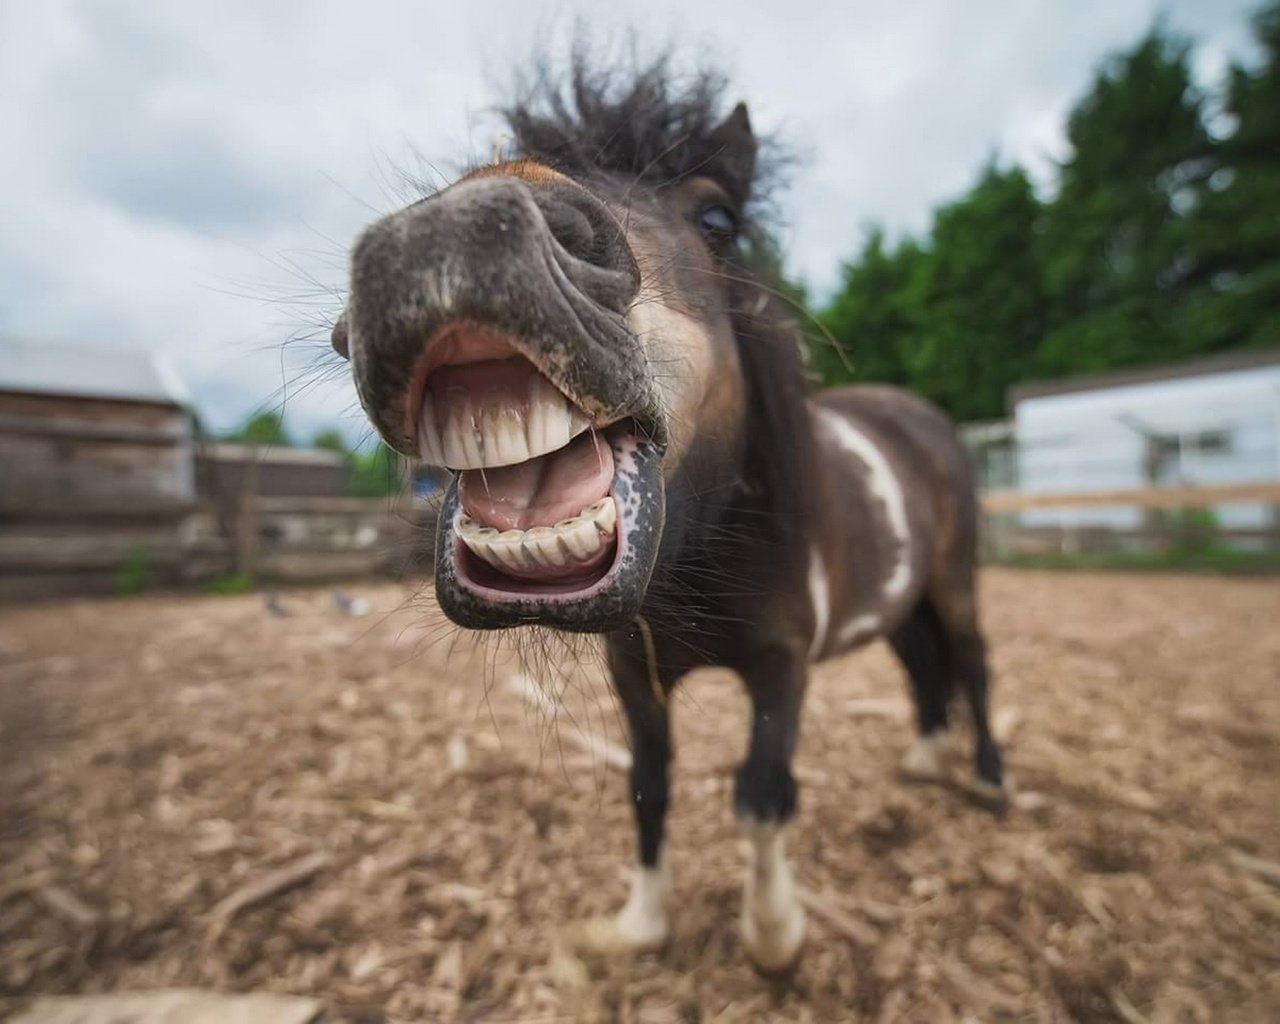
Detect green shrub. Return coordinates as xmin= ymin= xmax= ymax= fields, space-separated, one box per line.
xmin=114 ymin=545 xmax=153 ymax=596
xmin=204 ymin=572 xmax=255 ymax=595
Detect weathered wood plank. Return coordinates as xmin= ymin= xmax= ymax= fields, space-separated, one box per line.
xmin=10 ymin=989 xmax=321 ymax=1024
xmin=983 ymin=481 xmax=1280 ymax=512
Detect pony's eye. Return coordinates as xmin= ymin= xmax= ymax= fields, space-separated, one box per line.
xmin=696 ymin=204 xmax=737 ymax=242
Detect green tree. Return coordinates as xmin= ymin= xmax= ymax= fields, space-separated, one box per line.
xmin=1181 ymin=0 xmax=1280 ymax=350
xmin=311 ymin=427 xmax=404 ymax=498
xmin=817 ymin=165 xmax=1043 ymax=422
xmin=348 ymin=443 xmax=405 ymax=498
xmin=229 ymin=410 xmax=292 ymax=446
xmin=817 ymin=228 xmax=925 ymax=389
xmin=1035 ymin=27 xmax=1212 ymax=375
xmin=312 ymin=429 xmax=349 ymax=454
xmin=908 ymin=163 xmax=1045 ymax=420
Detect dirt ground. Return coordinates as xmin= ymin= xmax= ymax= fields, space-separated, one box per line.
xmin=1 ymin=569 xmax=1278 ymax=1023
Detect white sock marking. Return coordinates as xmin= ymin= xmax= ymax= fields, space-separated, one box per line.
xmin=613 ymin=851 xmax=670 ymax=948
xmin=901 ymin=731 xmax=950 ymax=780
xmin=741 ymin=821 xmax=805 ymax=971
xmin=808 ymin=547 xmax=829 ymax=660
xmin=815 ymin=406 xmax=913 ymax=605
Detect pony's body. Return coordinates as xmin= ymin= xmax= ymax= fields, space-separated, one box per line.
xmin=335 ymin=59 xmax=1004 ymax=972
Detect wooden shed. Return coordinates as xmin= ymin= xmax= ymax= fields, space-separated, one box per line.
xmin=0 ymin=335 xmax=196 ymax=598
xmin=196 ymin=442 xmax=349 ymax=501
xmin=0 ymin=334 xmax=194 ymax=508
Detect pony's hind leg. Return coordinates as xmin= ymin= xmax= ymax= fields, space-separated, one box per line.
xmin=926 ymin=585 xmax=1007 ymax=808
xmin=951 ymin=630 xmax=1005 ymax=799
xmin=890 ymin=599 xmax=956 ymax=782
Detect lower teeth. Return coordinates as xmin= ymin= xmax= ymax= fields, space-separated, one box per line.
xmin=457 ymin=498 xmax=617 ymax=574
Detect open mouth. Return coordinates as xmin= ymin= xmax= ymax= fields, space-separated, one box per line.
xmin=413 ymin=326 xmax=665 ymax=631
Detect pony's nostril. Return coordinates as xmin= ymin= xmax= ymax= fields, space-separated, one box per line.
xmin=536 ymin=189 xmax=631 ymax=276
xmin=542 ymin=202 xmax=597 ymax=264
xmin=533 ymin=187 xmax=639 ymax=312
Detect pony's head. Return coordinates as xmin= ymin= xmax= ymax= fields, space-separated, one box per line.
xmin=333 ymin=59 xmax=802 ymax=631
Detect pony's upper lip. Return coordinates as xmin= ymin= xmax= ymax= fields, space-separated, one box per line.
xmin=406 ymin=324 xmax=655 ymax=467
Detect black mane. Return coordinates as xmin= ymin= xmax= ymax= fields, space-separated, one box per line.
xmin=502 ymin=52 xmax=784 ymax=218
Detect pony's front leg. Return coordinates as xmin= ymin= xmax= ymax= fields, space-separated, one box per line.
xmin=577 ymin=630 xmax=673 ymax=953
xmin=733 ymin=643 xmax=807 ymax=973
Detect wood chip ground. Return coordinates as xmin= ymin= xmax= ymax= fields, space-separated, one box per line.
xmin=1 ymin=570 xmax=1277 ymax=1021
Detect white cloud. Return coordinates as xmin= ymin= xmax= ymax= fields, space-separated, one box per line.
xmin=0 ymin=0 xmax=1258 ymax=443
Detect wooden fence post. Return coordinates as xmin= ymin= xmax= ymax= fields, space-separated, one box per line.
xmin=233 ymin=451 xmax=261 ymax=578
xmin=235 ymin=494 xmax=258 ymax=578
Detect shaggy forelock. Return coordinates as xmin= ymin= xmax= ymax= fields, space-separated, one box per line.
xmin=501 ymin=52 xmax=783 ymax=220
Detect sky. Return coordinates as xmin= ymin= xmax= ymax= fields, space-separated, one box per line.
xmin=0 ymin=0 xmax=1261 ymax=446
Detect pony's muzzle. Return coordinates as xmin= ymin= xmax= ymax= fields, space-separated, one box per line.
xmin=338 ymin=171 xmax=667 ymax=630
xmin=342 ymin=174 xmax=645 ymax=456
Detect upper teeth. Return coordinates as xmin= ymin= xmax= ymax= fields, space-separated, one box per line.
xmin=418 ymin=374 xmax=592 ymax=469
xmin=456 ymin=498 xmax=618 ymax=574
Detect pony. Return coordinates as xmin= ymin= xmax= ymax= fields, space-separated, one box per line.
xmin=330 ymin=56 xmax=1004 ymax=972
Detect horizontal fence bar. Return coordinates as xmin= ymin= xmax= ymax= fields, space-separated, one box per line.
xmin=982 ymin=481 xmax=1280 ymax=513
xmin=251 ymin=496 xmax=426 ymax=515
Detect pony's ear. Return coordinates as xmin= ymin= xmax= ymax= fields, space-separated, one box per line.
xmin=708 ymin=102 xmax=757 ymax=208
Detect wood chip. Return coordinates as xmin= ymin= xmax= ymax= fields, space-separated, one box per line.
xmin=432 ymin=940 xmax=465 ymax=990
xmin=0 ymin=869 xmax=57 ymax=905
xmin=565 ymin=731 xmax=632 ymax=772
xmin=1228 ymin=848 xmax=1280 ymax=888
xmin=844 ymin=698 xmax=910 ymax=720
xmin=206 ymin=851 xmax=331 ymax=940
xmin=426 ymin=881 xmax=487 ymax=906
xmin=937 ymin=956 xmax=1021 ymax=1014
xmin=358 ymin=799 xmax=417 ymax=821
xmin=10 ymin=989 xmax=322 ymax=1024
xmin=796 ymin=886 xmax=879 ymax=948
xmin=1110 ymin=988 xmax=1151 ymax=1024
xmin=446 ymin=733 xmax=470 ymax=772
xmin=35 ymin=885 xmax=100 ymax=929
xmin=993 ymin=706 xmax=1023 ymax=741
xmin=793 ymin=764 xmax=831 ymax=786
xmin=860 ymin=897 xmax=906 ymax=925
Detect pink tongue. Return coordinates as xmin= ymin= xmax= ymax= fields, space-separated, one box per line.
xmin=459 ymin=431 xmax=613 ymax=531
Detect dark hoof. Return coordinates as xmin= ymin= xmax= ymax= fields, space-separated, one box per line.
xmin=960 ymin=776 xmax=1010 ymax=815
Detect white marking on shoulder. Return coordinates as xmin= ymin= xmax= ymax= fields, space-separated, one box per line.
xmin=814 ymin=406 xmax=913 ymax=600
xmin=808 ymin=548 xmax=829 ymax=660
xmin=740 ymin=821 xmax=805 ymax=971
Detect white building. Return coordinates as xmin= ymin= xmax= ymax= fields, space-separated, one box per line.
xmin=1011 ymin=349 xmax=1280 ymax=532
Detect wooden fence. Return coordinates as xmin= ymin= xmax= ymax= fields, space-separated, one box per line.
xmin=979 ymin=481 xmax=1280 ymax=560
xmin=0 ymin=496 xmax=437 ymax=601
xmin=4 ymin=481 xmax=1278 ymax=599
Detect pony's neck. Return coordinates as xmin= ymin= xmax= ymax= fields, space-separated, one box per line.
xmin=637 ymin=294 xmax=815 ymax=647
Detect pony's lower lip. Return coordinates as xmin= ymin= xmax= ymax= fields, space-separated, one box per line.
xmin=455 ymin=522 xmax=619 ymax=596
xmin=433 ymin=428 xmax=666 ymax=632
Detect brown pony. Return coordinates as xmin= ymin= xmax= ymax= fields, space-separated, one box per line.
xmin=331 ymin=59 xmax=1004 ymax=972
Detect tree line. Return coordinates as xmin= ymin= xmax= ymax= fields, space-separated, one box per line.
xmin=809 ymin=2 xmax=1279 ymax=423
